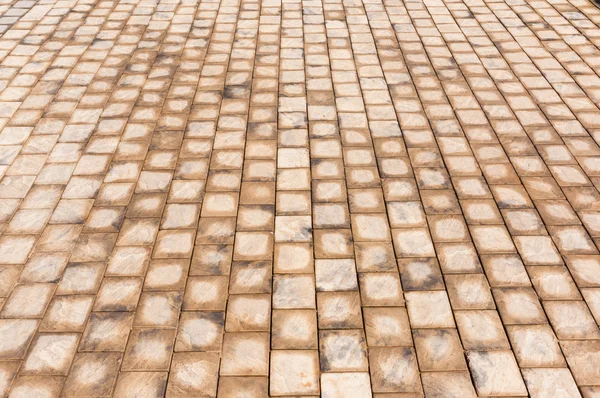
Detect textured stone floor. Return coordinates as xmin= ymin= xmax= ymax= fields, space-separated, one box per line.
xmin=1 ymin=0 xmax=600 ymax=395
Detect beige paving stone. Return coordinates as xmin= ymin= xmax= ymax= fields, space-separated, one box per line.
xmin=21 ymin=333 xmax=79 ymax=375
xmin=467 ymin=351 xmax=528 ymax=396
xmin=39 ymin=295 xmax=94 ymax=332
xmin=544 ymin=300 xmax=600 ymax=340
xmin=321 ymin=372 xmax=373 ymax=398
xmin=229 ymin=261 xmax=272 ymax=294
xmin=166 ymin=352 xmax=219 ymax=397
xmin=134 ymin=292 xmax=182 ymax=328
xmin=405 ymin=291 xmax=455 ymax=329
xmin=319 ymin=330 xmax=368 ymax=372
xmin=175 ymin=311 xmax=224 ymax=352
xmin=413 ymin=329 xmax=468 ymax=372
xmin=273 ymin=274 xmax=316 ymax=309
xmin=0 ymin=319 xmax=38 ymax=360
xmin=1 ymin=283 xmax=54 ymax=318
xmin=317 ymin=291 xmax=364 ymax=330
xmin=506 ymin=325 xmax=566 ymax=368
xmin=220 ymin=333 xmax=270 ymax=376
xmin=455 ymin=310 xmax=511 ymax=351
xmin=522 ymin=368 xmax=581 ymax=398
xmin=225 ymin=294 xmax=270 ymax=332
xmin=369 ymin=347 xmax=421 ymax=394
xmin=421 ymin=372 xmax=477 ymax=398
xmin=494 ymin=287 xmax=547 ymax=325
xmin=272 ymin=309 xmax=317 ymax=350
xmin=270 ymin=350 xmax=320 ymax=396
xmin=9 ymin=376 xmax=64 ymax=398
xmin=182 ymin=276 xmax=229 ymax=311
xmin=0 ymin=361 xmax=18 ymax=397
xmin=122 ymin=328 xmax=176 ymax=371
xmin=80 ymin=312 xmax=135 ymax=352
xmin=113 ymin=372 xmax=168 ymax=398
xmin=62 ymin=353 xmax=122 ymax=397
xmin=359 ymin=272 xmax=404 ymax=307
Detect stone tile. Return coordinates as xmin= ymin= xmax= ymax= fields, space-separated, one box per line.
xmin=80 ymin=312 xmax=134 ymax=352
xmin=9 ymin=376 xmax=64 ymax=398
xmin=272 ymin=309 xmax=318 ymax=350
xmin=134 ymin=292 xmax=182 ymax=328
xmin=413 ymin=329 xmax=467 ymax=371
xmin=93 ymin=277 xmax=143 ymax=312
xmin=467 ymin=351 xmax=527 ymax=396
xmin=314 ymin=229 xmax=354 ymax=259
xmin=19 ymin=254 xmax=69 ymax=283
xmin=481 ymin=255 xmax=530 ymax=287
xmin=321 ymin=372 xmax=373 ymax=398
xmin=275 ymin=215 xmax=312 ymax=242
xmin=174 ymin=311 xmax=224 ymax=352
xmin=273 ymin=274 xmax=316 ymax=309
xmin=421 ymin=372 xmax=477 ymax=398
xmin=166 ymin=352 xmax=219 ymax=397
xmin=494 ymin=287 xmax=547 ymax=325
xmin=21 ymin=333 xmax=79 ymax=375
xmin=113 ymin=372 xmax=168 ymax=398
xmin=319 ymin=330 xmax=368 ymax=372
xmin=0 ymin=319 xmax=38 ymax=359
xmin=274 ymin=243 xmax=314 ymax=274
xmin=62 ymin=353 xmax=122 ymax=397
xmin=182 ymin=276 xmax=229 ymax=311
xmin=363 ymin=307 xmax=412 ymax=347
xmin=153 ymin=230 xmax=195 ymax=259
xmin=270 ymin=350 xmax=320 ymax=396
xmin=355 ymin=242 xmax=396 ymax=272
xmin=220 ymin=333 xmax=270 ymax=376
xmin=455 ymin=310 xmax=510 ymax=351
xmin=405 ymin=291 xmax=455 ymax=328
xmin=436 ymin=243 xmax=483 ymax=274
xmin=71 ymin=233 xmax=117 ymax=262
xmin=561 ymin=340 xmax=600 ymax=386
xmin=317 ymin=291 xmax=363 ymax=329
xmin=506 ymin=325 xmax=566 ymax=368
xmin=1 ymin=283 xmax=54 ymax=318
xmin=392 ymin=228 xmax=435 ymax=257
xmin=565 ymin=255 xmax=600 ymax=287
xmin=445 ymin=274 xmax=495 ymax=310
xmin=190 ymin=245 xmax=233 ymax=276
xmin=315 ymin=259 xmax=358 ymax=292
xmin=0 ymin=235 xmax=36 ymax=264
xmin=0 ymin=361 xmax=18 ymax=397
xmin=522 ymin=368 xmax=580 ymax=398
xmin=544 ymin=300 xmax=600 ymax=340
xmin=528 ymin=266 xmax=581 ymax=300
xmin=358 ymin=273 xmax=404 ymax=307
xmin=107 ymin=246 xmax=151 ymax=277
xmin=217 ymin=377 xmax=268 ymax=398
xmin=122 ymin=328 xmax=176 ymax=371
xmin=229 ymin=261 xmax=272 ymax=294
xmin=233 ymin=232 xmax=273 ymax=261
xmin=225 ymin=294 xmax=270 ymax=332
xmin=56 ymin=262 xmax=105 ymax=295
xmin=39 ymin=295 xmax=94 ymax=332
xmin=369 ymin=347 xmax=421 ymax=394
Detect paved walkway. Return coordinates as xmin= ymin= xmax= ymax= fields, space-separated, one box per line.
xmin=0 ymin=0 xmax=600 ymax=395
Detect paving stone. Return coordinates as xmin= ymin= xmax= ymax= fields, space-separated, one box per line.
xmin=0 ymin=0 xmax=598 ymax=393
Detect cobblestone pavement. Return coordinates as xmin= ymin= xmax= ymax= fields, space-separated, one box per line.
xmin=0 ymin=0 xmax=600 ymax=395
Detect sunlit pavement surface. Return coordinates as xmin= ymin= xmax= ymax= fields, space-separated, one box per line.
xmin=0 ymin=0 xmax=600 ymax=395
